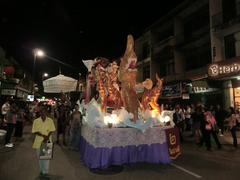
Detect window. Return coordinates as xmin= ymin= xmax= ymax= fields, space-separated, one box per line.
xmin=222 ymin=0 xmax=236 ymax=23
xmin=224 ymin=34 xmax=236 ymax=59
xmin=185 ymin=46 xmax=211 ymax=71
xmin=184 ymin=5 xmax=209 ymax=39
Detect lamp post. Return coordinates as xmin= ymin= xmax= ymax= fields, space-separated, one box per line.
xmin=32 ymin=49 xmax=44 ymax=94
xmin=32 ymin=49 xmax=79 ymax=94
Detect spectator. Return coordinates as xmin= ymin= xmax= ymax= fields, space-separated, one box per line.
xmin=173 ymin=105 xmax=185 ymax=142
xmin=203 ymin=110 xmax=221 ymax=151
xmin=56 ymin=104 xmax=68 ymax=145
xmin=215 ymin=104 xmax=227 ymax=136
xmin=225 ymin=107 xmax=239 ymax=148
xmin=4 ymin=102 xmax=17 ymax=148
xmin=14 ymin=101 xmax=26 ymax=140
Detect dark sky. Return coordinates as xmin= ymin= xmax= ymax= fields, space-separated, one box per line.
xmin=0 ymin=0 xmax=183 ymax=81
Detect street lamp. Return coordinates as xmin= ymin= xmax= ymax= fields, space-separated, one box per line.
xmin=42 ymin=72 xmax=49 ymax=84
xmin=32 ymin=49 xmax=44 ymax=94
xmin=36 ymin=49 xmax=44 ymax=57
xmin=43 ymin=73 xmax=49 ymax=78
xmin=31 ymin=49 xmax=79 ymax=94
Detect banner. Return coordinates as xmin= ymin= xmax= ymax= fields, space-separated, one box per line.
xmin=165 ymin=127 xmax=181 ymax=159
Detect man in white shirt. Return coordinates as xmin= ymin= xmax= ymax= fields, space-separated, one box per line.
xmin=1 ymin=100 xmax=10 ymax=122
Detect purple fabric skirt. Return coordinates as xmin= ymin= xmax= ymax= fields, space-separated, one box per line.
xmin=80 ymin=137 xmax=171 ymax=169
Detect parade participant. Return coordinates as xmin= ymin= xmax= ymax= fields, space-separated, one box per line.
xmin=69 ymin=104 xmax=82 ymax=150
xmin=32 ymin=106 xmax=56 ymax=177
xmin=56 ymin=104 xmax=68 ymax=145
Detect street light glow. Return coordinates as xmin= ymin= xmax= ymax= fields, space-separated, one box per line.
xmin=36 ymin=49 xmax=44 ymax=57
xmin=43 ymin=73 xmax=48 ymax=77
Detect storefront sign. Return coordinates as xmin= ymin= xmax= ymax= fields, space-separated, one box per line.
xmin=208 ymin=58 xmax=240 ymax=78
xmin=165 ymin=127 xmax=181 ymax=159
xmin=182 ymin=93 xmax=190 ymax=99
xmin=16 ymin=89 xmax=28 ymax=99
xmin=160 ymin=83 xmax=182 ymax=98
xmin=1 ymin=89 xmax=16 ymax=96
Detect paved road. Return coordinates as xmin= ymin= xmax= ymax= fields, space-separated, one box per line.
xmin=0 ymin=126 xmax=240 ymax=180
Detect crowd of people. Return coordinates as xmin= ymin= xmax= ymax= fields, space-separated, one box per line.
xmin=171 ymin=103 xmax=239 ymax=151
xmin=0 ymin=97 xmax=83 ymax=151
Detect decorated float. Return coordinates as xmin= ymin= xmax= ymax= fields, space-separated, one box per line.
xmin=80 ymin=35 xmax=181 ymax=169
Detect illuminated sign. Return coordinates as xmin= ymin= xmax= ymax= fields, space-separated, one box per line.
xmin=208 ymin=61 xmax=240 ymax=79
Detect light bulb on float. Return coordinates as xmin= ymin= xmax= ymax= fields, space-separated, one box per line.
xmin=104 ymin=114 xmax=120 ymax=128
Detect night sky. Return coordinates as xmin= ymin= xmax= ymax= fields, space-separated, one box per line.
xmin=0 ymin=0 xmax=182 ymax=81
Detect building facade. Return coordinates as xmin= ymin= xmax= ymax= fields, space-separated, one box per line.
xmin=135 ymin=0 xmax=240 ymax=109
xmin=0 ymin=47 xmax=32 ymax=102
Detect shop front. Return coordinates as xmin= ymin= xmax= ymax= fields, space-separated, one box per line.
xmin=158 ymin=80 xmax=221 ymax=107
xmin=0 ymin=78 xmax=30 ymax=101
xmin=189 ymin=80 xmax=222 ymax=107
xmin=208 ymin=56 xmax=240 ymax=110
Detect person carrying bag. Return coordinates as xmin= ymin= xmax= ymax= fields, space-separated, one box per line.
xmin=204 ymin=110 xmax=221 ymax=151
xmin=32 ymin=106 xmax=56 ymax=177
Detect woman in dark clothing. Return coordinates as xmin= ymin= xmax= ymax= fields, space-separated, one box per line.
xmin=215 ymin=105 xmax=227 ymax=136
xmin=193 ymin=105 xmax=205 ymax=145
xmin=56 ymin=104 xmax=68 ymax=145
xmin=225 ymin=107 xmax=238 ymax=148
xmin=14 ymin=102 xmax=26 ymax=138
xmin=173 ymin=105 xmax=184 ymax=142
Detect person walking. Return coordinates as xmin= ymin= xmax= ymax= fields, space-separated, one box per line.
xmin=192 ymin=105 xmax=204 ymax=145
xmin=204 ymin=110 xmax=221 ymax=151
xmin=215 ymin=105 xmax=227 ymax=136
xmin=14 ymin=102 xmax=26 ymax=140
xmin=56 ymin=104 xmax=68 ymax=145
xmin=4 ymin=102 xmax=17 ymax=148
xmin=1 ymin=98 xmax=11 ymax=128
xmin=32 ymin=106 xmax=56 ymax=177
xmin=69 ymin=104 xmax=82 ymax=151
xmin=173 ymin=105 xmax=185 ymax=142
xmin=225 ymin=107 xmax=238 ymax=148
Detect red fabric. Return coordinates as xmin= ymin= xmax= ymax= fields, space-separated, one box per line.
xmin=3 ymin=66 xmax=15 ymax=75
xmin=12 ymin=114 xmax=16 ymax=124
xmin=204 ymin=111 xmax=216 ymax=130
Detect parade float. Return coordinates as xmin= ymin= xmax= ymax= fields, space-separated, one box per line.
xmin=80 ymin=35 xmax=181 ymax=169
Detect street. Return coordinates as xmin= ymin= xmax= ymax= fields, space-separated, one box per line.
xmin=0 ymin=125 xmax=240 ymax=180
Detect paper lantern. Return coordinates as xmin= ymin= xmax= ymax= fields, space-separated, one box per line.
xmin=3 ymin=66 xmax=15 ymax=75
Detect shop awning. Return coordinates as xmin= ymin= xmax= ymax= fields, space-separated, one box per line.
xmin=191 ymin=80 xmax=208 ymax=88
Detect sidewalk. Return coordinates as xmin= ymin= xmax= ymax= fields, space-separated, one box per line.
xmin=217 ymin=130 xmax=240 ymax=146
xmin=183 ymin=129 xmax=240 ymax=146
